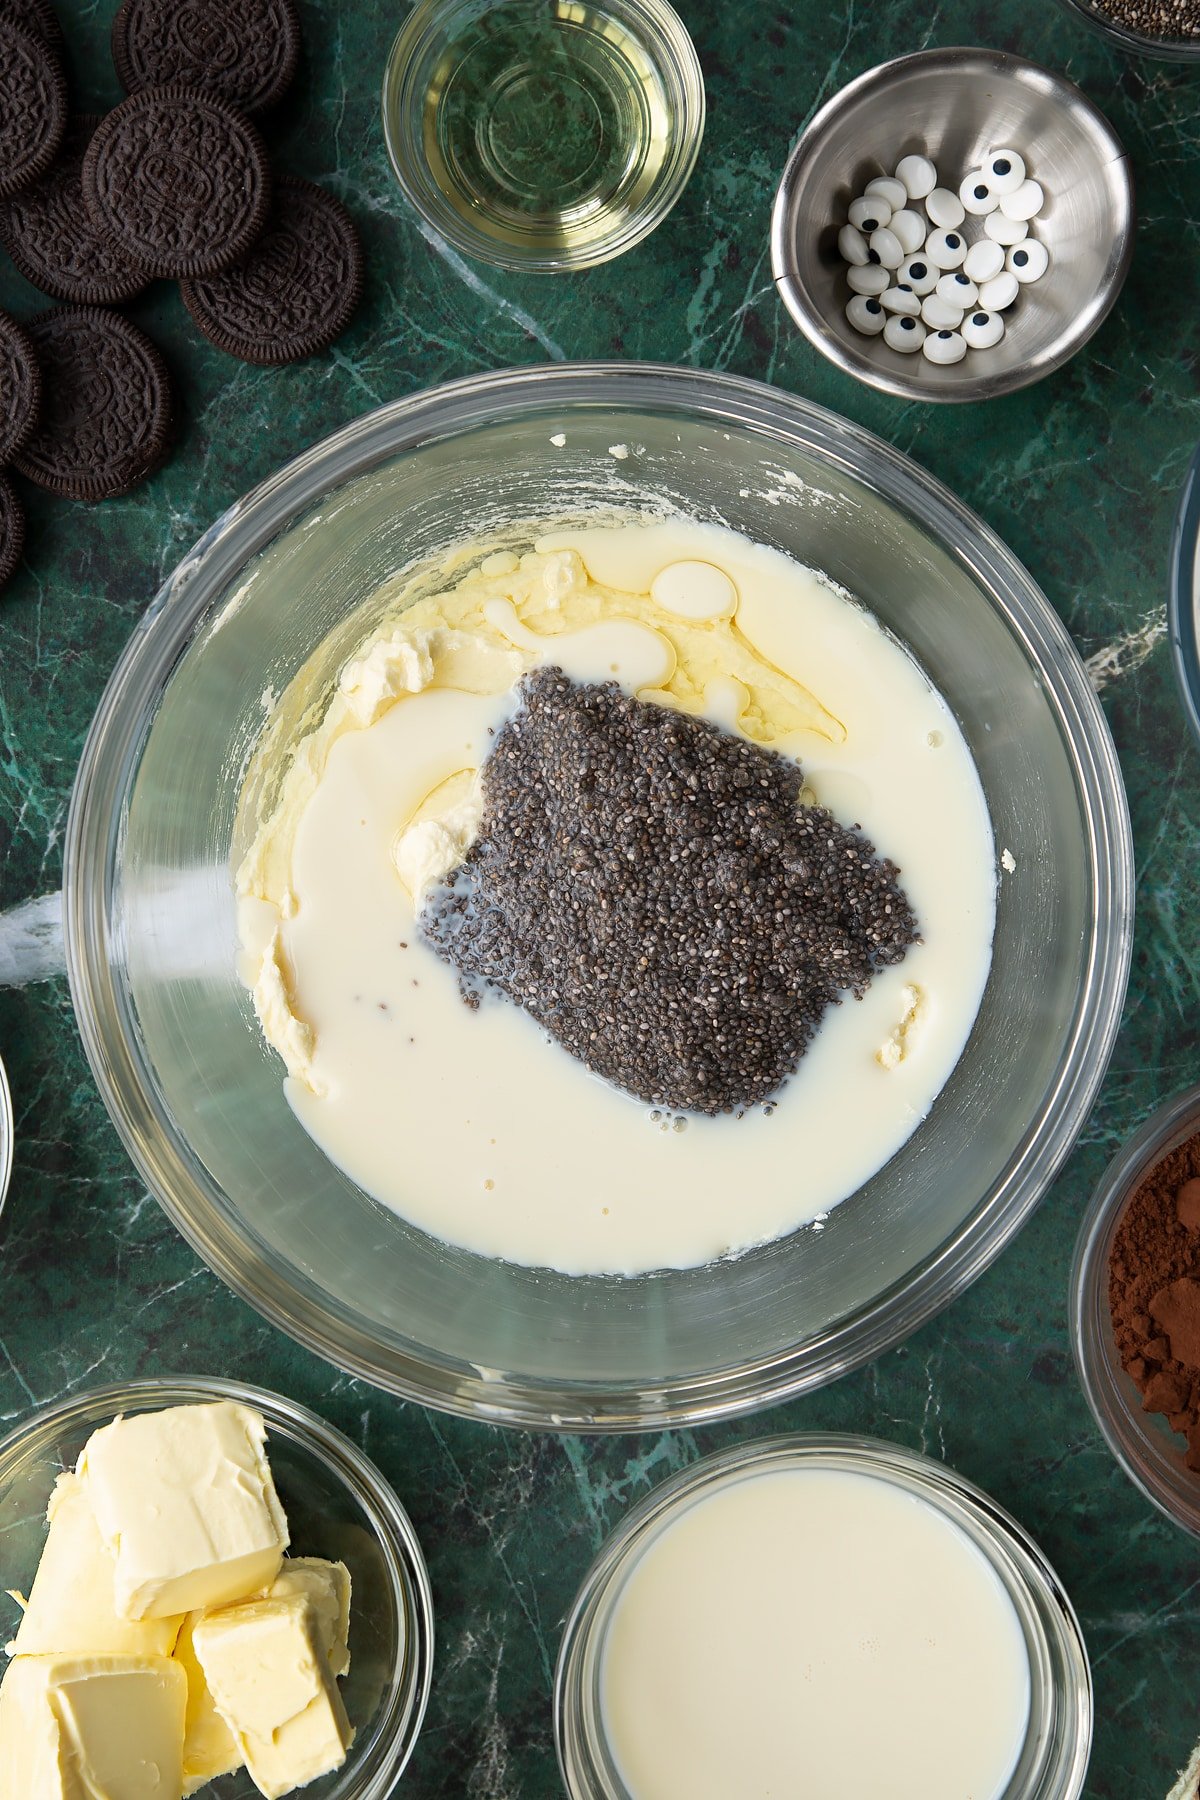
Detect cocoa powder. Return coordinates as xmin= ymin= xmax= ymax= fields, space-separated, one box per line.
xmin=1109 ymin=1128 xmax=1200 ymax=1469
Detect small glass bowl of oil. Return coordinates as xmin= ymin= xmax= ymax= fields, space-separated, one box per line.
xmin=383 ymin=0 xmax=705 ymax=272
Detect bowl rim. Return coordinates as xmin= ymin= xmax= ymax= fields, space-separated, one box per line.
xmin=1054 ymin=0 xmax=1200 ymax=62
xmin=0 ymin=1054 xmax=11 ymax=1221
xmin=770 ymin=45 xmax=1135 ymax=404
xmin=0 ymin=1373 xmax=435 ymax=1797
xmin=380 ymin=0 xmax=706 ymax=273
xmin=1070 ymin=1080 xmax=1200 ymax=1538
xmin=553 ymin=1431 xmax=1093 ymax=1800
xmin=1168 ymin=440 xmax=1200 ymax=753
xmin=63 ymin=362 xmax=1135 ymax=1431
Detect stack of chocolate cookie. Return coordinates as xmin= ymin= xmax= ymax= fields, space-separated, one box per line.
xmin=0 ymin=0 xmax=365 ymax=594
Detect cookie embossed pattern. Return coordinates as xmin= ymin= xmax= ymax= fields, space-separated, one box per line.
xmin=0 ymin=13 xmax=66 ymax=198
xmin=0 ymin=113 xmax=152 ymax=303
xmin=0 ymin=0 xmax=363 ymax=597
xmin=181 ymin=176 xmax=366 ymax=366
xmin=81 ymin=85 xmax=274 ymax=279
xmin=11 ymin=307 xmax=173 ymax=500
xmin=111 ymin=0 xmax=303 ymax=112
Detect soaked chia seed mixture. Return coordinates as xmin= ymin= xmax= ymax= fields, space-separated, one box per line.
xmin=420 ymin=666 xmax=919 ymax=1116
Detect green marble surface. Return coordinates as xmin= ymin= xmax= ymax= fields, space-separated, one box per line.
xmin=1 ymin=0 xmax=1199 ymax=1794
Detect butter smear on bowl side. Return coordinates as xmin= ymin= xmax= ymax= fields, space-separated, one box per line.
xmin=0 ymin=1400 xmax=354 ymax=1800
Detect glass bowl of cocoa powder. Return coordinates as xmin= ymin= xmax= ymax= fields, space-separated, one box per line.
xmin=1071 ymin=1081 xmax=1200 ymax=1535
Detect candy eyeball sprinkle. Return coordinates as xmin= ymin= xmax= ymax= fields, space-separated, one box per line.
xmin=864 ymin=175 xmax=908 ymax=212
xmin=849 ymin=195 xmax=891 ymax=232
xmin=979 ymin=270 xmax=1020 ymax=312
xmin=984 ymin=148 xmax=1026 ymax=194
xmin=895 ymin=154 xmax=937 ymax=200
xmin=925 ymin=186 xmax=965 ymax=229
xmin=935 ymin=271 xmax=979 ymax=306
xmin=888 ymin=208 xmax=926 ymax=254
xmin=963 ymin=238 xmax=1005 ymax=284
xmin=1007 ymin=238 xmax=1049 ymax=283
xmin=920 ymin=294 xmax=964 ymax=330
xmin=984 ymin=210 xmax=1029 ymax=247
xmin=959 ymin=172 xmax=999 ymax=216
xmin=847 ymin=262 xmax=891 ymax=294
xmin=868 ymin=227 xmax=904 ymax=269
xmin=999 ymin=178 xmax=1044 ymax=223
xmin=925 ymin=228 xmax=967 ymax=270
xmin=829 ymin=143 xmax=1046 ymax=372
xmin=880 ymin=285 xmax=921 ymax=315
xmin=962 ymin=309 xmax=1005 ymax=349
xmin=897 ymin=256 xmax=938 ymax=296
xmin=897 ymin=255 xmax=937 ymax=294
xmin=883 ymin=313 xmax=927 ymax=352
xmin=847 ymin=294 xmax=887 ymax=335
xmin=922 ymin=328 xmax=967 ymax=365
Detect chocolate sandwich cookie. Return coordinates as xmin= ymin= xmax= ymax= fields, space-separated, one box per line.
xmin=12 ymin=307 xmax=174 ymax=501
xmin=180 ymin=177 xmax=364 ymax=365
xmin=0 ymin=310 xmax=42 ymax=462
xmin=0 ymin=474 xmax=25 ymax=595
xmin=0 ymin=116 xmax=151 ymax=305
xmin=111 ymin=0 xmax=301 ymax=115
xmin=0 ymin=0 xmax=64 ymax=49
xmin=0 ymin=15 xmax=67 ymax=199
xmin=81 ymin=85 xmax=272 ymax=280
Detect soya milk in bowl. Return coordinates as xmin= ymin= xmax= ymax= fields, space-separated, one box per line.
xmin=64 ymin=366 xmax=1132 ymax=1428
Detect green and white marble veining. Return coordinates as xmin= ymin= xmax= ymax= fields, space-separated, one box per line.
xmin=2 ymin=1 xmax=1200 ymax=1794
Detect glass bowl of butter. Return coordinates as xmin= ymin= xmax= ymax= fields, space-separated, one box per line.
xmin=64 ymin=364 xmax=1134 ymax=1430
xmin=0 ymin=1375 xmax=433 ymax=1800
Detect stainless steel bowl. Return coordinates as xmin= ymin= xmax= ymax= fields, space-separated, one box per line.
xmin=64 ymin=364 xmax=1133 ymax=1431
xmin=771 ymin=48 xmax=1135 ymax=403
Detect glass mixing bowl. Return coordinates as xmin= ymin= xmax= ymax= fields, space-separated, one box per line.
xmin=64 ymin=365 xmax=1133 ymax=1431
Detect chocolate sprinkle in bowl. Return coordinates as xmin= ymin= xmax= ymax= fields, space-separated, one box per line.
xmin=64 ymin=364 xmax=1133 ymax=1431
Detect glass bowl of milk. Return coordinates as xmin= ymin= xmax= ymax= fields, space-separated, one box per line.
xmin=555 ymin=1433 xmax=1092 ymax=1800
xmin=63 ymin=364 xmax=1133 ymax=1429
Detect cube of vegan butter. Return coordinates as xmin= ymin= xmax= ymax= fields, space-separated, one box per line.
xmin=6 ymin=1472 xmax=183 ymax=1659
xmin=79 ymin=1401 xmax=289 ymax=1619
xmin=193 ymin=1592 xmax=354 ymax=1800
xmin=174 ymin=1612 xmax=244 ymax=1797
xmin=0 ymin=1651 xmax=186 ymax=1800
xmin=269 ymin=1557 xmax=352 ymax=1677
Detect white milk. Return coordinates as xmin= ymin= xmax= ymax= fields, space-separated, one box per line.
xmin=270 ymin=519 xmax=995 ymax=1275
xmin=600 ymin=1466 xmax=1031 ymax=1800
